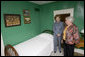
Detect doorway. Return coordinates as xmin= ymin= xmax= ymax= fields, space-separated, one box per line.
xmin=53 ymin=8 xmax=74 ymax=23
xmin=53 ymin=8 xmax=74 ymax=27
xmin=57 ymin=13 xmax=70 ymax=23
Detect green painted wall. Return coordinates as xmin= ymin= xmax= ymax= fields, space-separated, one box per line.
xmin=1 ymin=1 xmax=84 ymax=46
xmin=1 ymin=1 xmax=41 ymax=46
xmin=40 ymin=1 xmax=84 ymax=33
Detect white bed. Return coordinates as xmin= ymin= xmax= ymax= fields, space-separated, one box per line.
xmin=13 ymin=33 xmax=54 ymax=56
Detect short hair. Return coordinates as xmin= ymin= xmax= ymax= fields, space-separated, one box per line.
xmin=54 ymin=15 xmax=61 ymax=20
xmin=65 ymin=16 xmax=74 ymax=23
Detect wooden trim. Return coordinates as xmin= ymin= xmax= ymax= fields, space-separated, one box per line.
xmin=5 ymin=44 xmax=19 ymax=56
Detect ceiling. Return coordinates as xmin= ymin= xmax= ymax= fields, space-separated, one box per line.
xmin=29 ymin=1 xmax=56 ymax=5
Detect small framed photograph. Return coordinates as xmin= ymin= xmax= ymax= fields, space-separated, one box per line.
xmin=4 ymin=14 xmax=21 ymax=27
xmin=23 ymin=10 xmax=30 ymax=16
xmin=24 ymin=17 xmax=31 ymax=24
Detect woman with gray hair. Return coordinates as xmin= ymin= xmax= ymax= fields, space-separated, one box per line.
xmin=62 ymin=16 xmax=80 ymax=56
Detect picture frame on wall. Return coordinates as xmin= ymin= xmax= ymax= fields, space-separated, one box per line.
xmin=23 ymin=10 xmax=30 ymax=16
xmin=23 ymin=10 xmax=31 ymax=24
xmin=4 ymin=14 xmax=21 ymax=27
xmin=24 ymin=17 xmax=31 ymax=24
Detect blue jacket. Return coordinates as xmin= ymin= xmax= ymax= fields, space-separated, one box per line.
xmin=53 ymin=21 xmax=64 ymax=36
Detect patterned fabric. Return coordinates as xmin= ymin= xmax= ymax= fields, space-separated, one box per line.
xmin=63 ymin=26 xmax=69 ymax=40
xmin=64 ymin=24 xmax=80 ymax=45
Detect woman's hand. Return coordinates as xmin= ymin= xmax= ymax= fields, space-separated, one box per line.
xmin=57 ymin=34 xmax=61 ymax=37
xmin=61 ymin=40 xmax=63 ymax=44
xmin=69 ymin=42 xmax=74 ymax=45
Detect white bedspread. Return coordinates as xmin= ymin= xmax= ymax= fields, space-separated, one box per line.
xmin=14 ymin=33 xmax=54 ymax=56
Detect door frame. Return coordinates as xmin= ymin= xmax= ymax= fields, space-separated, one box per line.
xmin=53 ymin=8 xmax=74 ymax=22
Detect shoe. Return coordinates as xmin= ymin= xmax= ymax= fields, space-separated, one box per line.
xmin=54 ymin=51 xmax=56 ymax=53
xmin=59 ymin=51 xmax=61 ymax=53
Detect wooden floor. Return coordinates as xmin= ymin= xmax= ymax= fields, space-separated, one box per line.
xmin=50 ymin=48 xmax=84 ymax=56
xmin=74 ymin=52 xmax=84 ymax=56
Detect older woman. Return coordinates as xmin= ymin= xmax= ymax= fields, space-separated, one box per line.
xmin=53 ymin=15 xmax=64 ymax=53
xmin=63 ymin=16 xmax=80 ymax=56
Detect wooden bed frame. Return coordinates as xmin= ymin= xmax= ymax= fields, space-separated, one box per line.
xmin=5 ymin=44 xmax=19 ymax=56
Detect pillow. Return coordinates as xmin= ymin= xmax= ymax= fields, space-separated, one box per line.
xmin=42 ymin=30 xmax=53 ymax=35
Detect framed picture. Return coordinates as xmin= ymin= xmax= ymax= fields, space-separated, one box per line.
xmin=24 ymin=17 xmax=31 ymax=24
xmin=23 ymin=10 xmax=30 ymax=16
xmin=23 ymin=10 xmax=31 ymax=24
xmin=4 ymin=14 xmax=21 ymax=27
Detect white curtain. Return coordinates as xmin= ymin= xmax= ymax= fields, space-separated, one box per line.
xmin=1 ymin=33 xmax=5 ymax=56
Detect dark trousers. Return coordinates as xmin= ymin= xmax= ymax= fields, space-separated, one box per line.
xmin=63 ymin=40 xmax=74 ymax=56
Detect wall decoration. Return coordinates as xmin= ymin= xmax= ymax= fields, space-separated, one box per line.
xmin=23 ymin=10 xmax=31 ymax=24
xmin=23 ymin=10 xmax=30 ymax=16
xmin=24 ymin=17 xmax=31 ymax=24
xmin=4 ymin=14 xmax=21 ymax=27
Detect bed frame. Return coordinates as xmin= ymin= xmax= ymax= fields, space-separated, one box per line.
xmin=5 ymin=44 xmax=19 ymax=56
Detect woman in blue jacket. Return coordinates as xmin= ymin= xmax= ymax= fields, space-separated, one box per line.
xmin=53 ymin=15 xmax=64 ymax=53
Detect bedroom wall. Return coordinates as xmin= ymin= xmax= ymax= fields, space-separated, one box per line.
xmin=1 ymin=1 xmax=84 ymax=46
xmin=1 ymin=1 xmax=41 ymax=46
xmin=40 ymin=1 xmax=84 ymax=33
